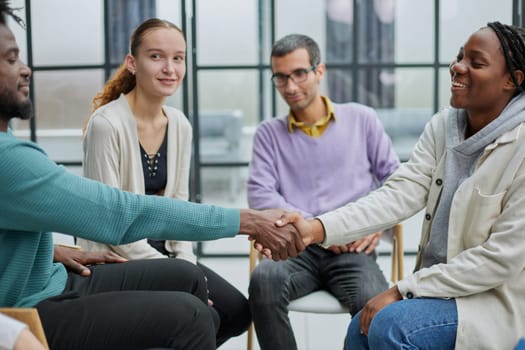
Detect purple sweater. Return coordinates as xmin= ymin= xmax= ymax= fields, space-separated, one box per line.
xmin=247 ymin=102 xmax=399 ymax=217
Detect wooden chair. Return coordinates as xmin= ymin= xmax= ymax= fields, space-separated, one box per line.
xmin=246 ymin=224 xmax=404 ymax=350
xmin=0 ymin=308 xmax=49 ymax=349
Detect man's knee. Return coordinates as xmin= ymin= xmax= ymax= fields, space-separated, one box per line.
xmin=249 ymin=261 xmax=288 ymax=299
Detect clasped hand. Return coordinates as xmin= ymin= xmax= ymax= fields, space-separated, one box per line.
xmin=248 ymin=210 xmax=380 ymax=261
xmin=244 ymin=209 xmax=320 ymax=261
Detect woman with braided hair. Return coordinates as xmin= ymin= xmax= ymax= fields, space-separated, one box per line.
xmin=281 ymin=22 xmax=525 ymax=349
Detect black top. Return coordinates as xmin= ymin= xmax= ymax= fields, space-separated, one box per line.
xmin=139 ymin=128 xmax=168 ymax=195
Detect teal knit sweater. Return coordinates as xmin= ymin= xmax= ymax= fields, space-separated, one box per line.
xmin=0 ymin=131 xmax=240 ymax=307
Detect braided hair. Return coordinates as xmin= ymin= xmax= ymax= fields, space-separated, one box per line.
xmin=487 ymin=21 xmax=525 ymax=93
xmin=0 ymin=0 xmax=25 ymax=28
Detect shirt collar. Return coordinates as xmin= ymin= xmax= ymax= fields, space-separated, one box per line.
xmin=287 ymin=96 xmax=336 ymax=134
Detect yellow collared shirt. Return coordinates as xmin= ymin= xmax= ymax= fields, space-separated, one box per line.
xmin=287 ymin=96 xmax=336 ymax=137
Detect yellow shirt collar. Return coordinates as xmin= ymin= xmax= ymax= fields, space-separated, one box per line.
xmin=287 ymin=96 xmax=336 ymax=137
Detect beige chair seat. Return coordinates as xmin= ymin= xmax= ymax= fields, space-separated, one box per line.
xmin=287 ymin=290 xmax=349 ymax=314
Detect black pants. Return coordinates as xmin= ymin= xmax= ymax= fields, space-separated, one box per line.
xmin=148 ymin=239 xmax=251 ymax=347
xmin=198 ymin=263 xmax=251 ymax=347
xmin=36 ymin=259 xmax=216 ymax=350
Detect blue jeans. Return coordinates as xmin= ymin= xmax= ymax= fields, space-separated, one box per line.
xmin=515 ymin=339 xmax=525 ymax=350
xmin=346 ymin=298 xmax=458 ymax=350
xmin=249 ymin=245 xmax=388 ymax=350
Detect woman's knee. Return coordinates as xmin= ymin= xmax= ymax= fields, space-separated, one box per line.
xmin=163 ymin=293 xmax=216 ymax=336
xmin=366 ymin=304 xmax=408 ymax=349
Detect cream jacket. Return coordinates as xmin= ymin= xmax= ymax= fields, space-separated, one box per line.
xmin=77 ymin=94 xmax=196 ymax=264
xmin=320 ymin=108 xmax=525 ymax=349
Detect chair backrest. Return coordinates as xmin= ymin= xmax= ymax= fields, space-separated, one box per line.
xmin=246 ymin=224 xmax=404 ymax=350
xmin=0 ymin=308 xmax=50 ymax=349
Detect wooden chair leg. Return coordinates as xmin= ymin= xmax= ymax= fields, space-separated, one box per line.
xmin=247 ymin=323 xmax=254 ymax=350
xmin=396 ymin=225 xmax=404 ymax=280
xmin=247 ymin=242 xmax=257 ymax=350
xmin=390 ymin=224 xmax=404 ymax=283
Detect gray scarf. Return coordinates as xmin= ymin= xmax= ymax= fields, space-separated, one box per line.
xmin=422 ymin=93 xmax=525 ymax=267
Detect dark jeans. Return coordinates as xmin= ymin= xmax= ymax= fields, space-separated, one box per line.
xmin=36 ymin=259 xmax=216 ymax=350
xmin=249 ymin=245 xmax=388 ymax=350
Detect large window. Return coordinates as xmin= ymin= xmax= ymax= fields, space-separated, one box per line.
xmin=13 ymin=0 xmax=518 ymax=256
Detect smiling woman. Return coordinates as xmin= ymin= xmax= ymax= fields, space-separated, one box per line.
xmin=449 ymin=23 xmax=525 ymax=136
xmin=279 ymin=21 xmax=525 ymax=350
xmin=77 ymin=17 xmax=251 ymax=348
xmin=337 ymin=22 xmax=525 ymax=350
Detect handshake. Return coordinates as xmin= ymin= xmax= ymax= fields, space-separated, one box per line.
xmin=239 ymin=209 xmax=325 ymax=261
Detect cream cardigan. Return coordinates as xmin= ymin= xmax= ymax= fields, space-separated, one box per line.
xmin=320 ymin=108 xmax=525 ymax=349
xmin=77 ymin=94 xmax=196 ymax=263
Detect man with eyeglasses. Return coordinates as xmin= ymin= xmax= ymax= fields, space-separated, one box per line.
xmin=247 ymin=34 xmax=400 ymax=350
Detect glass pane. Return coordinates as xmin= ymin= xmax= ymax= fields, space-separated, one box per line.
xmin=439 ymin=0 xmax=512 ymax=63
xmin=276 ymin=0 xmax=325 ymax=46
xmin=31 ymin=0 xmax=104 ymax=65
xmin=274 ymin=94 xmax=289 ymax=117
xmin=377 ymin=106 xmax=433 ymax=162
xmin=107 ymin=0 xmax=156 ymax=65
xmin=439 ymin=67 xmax=453 ymax=110
xmin=199 ymin=236 xmax=251 ymax=255
xmin=198 ymin=109 xmax=249 ymax=164
xmin=325 ymin=0 xmax=432 ymax=64
xmin=327 ymin=68 xmax=396 ymax=107
xmin=260 ymin=69 xmax=275 ymax=121
xmin=392 ymin=68 xmax=433 ymax=109
xmin=156 ymin=0 xmax=182 ymax=25
xmin=378 ymin=68 xmax=434 ymax=161
xmin=200 ymin=167 xmax=249 ymax=206
xmin=9 ymin=119 xmax=31 ymax=134
xmin=165 ymin=87 xmax=184 ymax=111
xmin=8 ymin=0 xmax=27 ymax=63
xmin=33 ymin=70 xmax=105 ymax=129
xmin=325 ymin=0 xmax=353 ymax=64
xmin=197 ymin=70 xmax=259 ymax=127
xmin=393 ymin=0 xmax=434 ymax=63
xmin=356 ymin=0 xmax=396 ymax=63
xmin=196 ymin=0 xmax=258 ymax=65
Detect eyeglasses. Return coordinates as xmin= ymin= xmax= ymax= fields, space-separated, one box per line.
xmin=271 ymin=66 xmax=316 ymax=87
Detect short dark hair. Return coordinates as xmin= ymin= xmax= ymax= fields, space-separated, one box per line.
xmin=0 ymin=0 xmax=25 ymax=28
xmin=271 ymin=34 xmax=321 ymax=67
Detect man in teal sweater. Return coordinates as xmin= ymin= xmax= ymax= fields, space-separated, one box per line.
xmin=0 ymin=3 xmax=305 ymax=349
